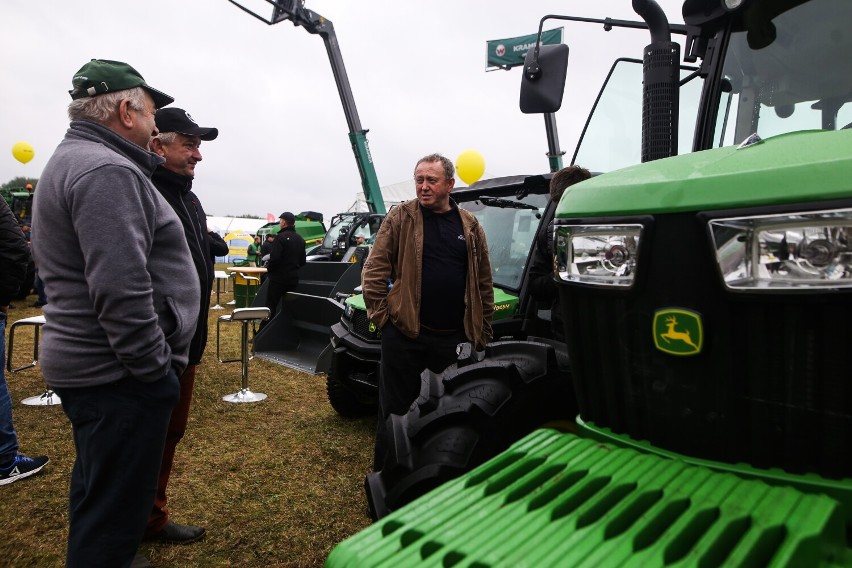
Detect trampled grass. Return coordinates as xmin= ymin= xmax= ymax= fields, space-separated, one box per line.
xmin=1 ymin=281 xmax=375 ymax=567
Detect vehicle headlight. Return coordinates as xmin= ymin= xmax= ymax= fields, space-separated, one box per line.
xmin=708 ymin=208 xmax=852 ymax=290
xmin=555 ymin=224 xmax=643 ymax=287
xmin=343 ymin=302 xmax=354 ymax=319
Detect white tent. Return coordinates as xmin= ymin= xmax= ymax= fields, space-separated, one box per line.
xmin=206 ymin=216 xmax=269 ymax=236
xmin=207 ymin=216 xmax=269 ymax=263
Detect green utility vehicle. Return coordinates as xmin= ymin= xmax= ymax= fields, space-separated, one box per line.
xmin=306 ymin=211 xmax=384 ymax=262
xmin=323 ymin=175 xmax=563 ymax=418
xmin=330 ymin=0 xmax=852 ymax=563
xmin=254 ymin=210 xmax=327 ymax=252
xmin=1 ymin=185 xmax=35 ymax=227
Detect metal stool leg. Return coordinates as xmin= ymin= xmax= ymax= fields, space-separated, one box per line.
xmin=6 ymin=315 xmax=61 ymax=406
xmin=221 ymin=307 xmax=270 ymax=403
xmin=211 ymin=272 xmax=225 ymax=310
xmin=22 ymin=389 xmax=61 ymax=406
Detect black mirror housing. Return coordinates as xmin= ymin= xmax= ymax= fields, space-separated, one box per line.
xmin=519 ymin=43 xmax=569 ymax=114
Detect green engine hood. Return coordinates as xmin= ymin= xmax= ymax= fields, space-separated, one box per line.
xmin=557 ymin=130 xmax=852 ymax=218
xmin=492 ymin=288 xmax=518 ymax=321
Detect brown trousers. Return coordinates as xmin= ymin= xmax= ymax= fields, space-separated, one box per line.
xmin=144 ymin=364 xmax=197 ymax=535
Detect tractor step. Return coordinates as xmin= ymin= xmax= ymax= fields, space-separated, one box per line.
xmin=328 ymin=429 xmax=851 ymax=567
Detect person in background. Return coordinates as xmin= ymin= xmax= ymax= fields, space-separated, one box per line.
xmin=31 ymin=59 xmax=199 ymax=568
xmin=261 ymin=212 xmax=306 ymax=327
xmin=527 ymin=165 xmax=591 ymax=341
xmin=248 ymin=235 xmax=262 ymax=267
xmin=361 ymin=153 xmax=494 ymax=471
xmin=0 ymin=198 xmax=49 ymax=485
xmin=144 ymin=106 xmax=224 ymax=545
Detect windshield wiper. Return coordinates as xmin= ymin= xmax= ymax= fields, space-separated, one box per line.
xmin=478 ymin=197 xmax=541 ymax=211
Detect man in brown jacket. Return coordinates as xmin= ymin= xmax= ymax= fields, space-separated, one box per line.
xmin=362 ymin=153 xmax=494 ymax=469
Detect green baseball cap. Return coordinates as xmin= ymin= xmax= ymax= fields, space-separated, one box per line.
xmin=69 ymin=59 xmax=174 ymax=109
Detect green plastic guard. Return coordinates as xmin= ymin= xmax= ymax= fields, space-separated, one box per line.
xmin=327 ymin=429 xmax=852 ymax=567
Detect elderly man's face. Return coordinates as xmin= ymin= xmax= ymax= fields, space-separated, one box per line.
xmin=415 ymin=160 xmax=454 ymax=213
xmin=157 ymin=133 xmax=203 ymax=178
xmin=128 ymin=92 xmax=159 ymax=150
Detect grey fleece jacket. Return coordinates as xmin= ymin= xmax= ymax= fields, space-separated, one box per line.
xmin=31 ymin=120 xmax=200 ymax=388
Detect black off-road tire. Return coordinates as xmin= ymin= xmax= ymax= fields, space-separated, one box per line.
xmin=326 ymin=374 xmax=377 ymax=418
xmin=365 ymin=338 xmax=575 ymax=519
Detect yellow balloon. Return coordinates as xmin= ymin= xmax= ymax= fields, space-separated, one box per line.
xmin=456 ymin=149 xmax=485 ymax=185
xmin=12 ymin=141 xmax=35 ymax=164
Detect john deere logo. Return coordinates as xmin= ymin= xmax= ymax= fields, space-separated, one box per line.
xmin=368 ymin=322 xmax=377 ymax=333
xmin=652 ymin=308 xmax=703 ymax=356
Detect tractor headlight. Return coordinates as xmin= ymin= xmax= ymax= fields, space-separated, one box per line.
xmin=708 ymin=208 xmax=852 ymax=290
xmin=555 ymin=224 xmax=643 ymax=287
xmin=343 ymin=302 xmax=354 ymax=319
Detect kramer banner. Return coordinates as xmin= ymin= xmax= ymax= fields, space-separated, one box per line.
xmin=486 ymin=28 xmax=563 ymax=70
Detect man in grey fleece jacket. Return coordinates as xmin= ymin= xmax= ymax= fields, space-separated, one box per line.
xmin=31 ymin=59 xmax=200 ymax=568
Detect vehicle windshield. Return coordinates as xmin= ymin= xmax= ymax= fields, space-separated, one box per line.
xmin=321 ymin=215 xmax=356 ymax=249
xmin=574 ymin=59 xmax=702 ymax=173
xmin=459 ymin=192 xmax=549 ymax=291
xmin=575 ymin=0 xmax=852 ymax=173
xmin=716 ymin=0 xmax=852 ymax=146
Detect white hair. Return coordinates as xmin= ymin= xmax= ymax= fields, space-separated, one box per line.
xmin=67 ymin=87 xmax=147 ymax=124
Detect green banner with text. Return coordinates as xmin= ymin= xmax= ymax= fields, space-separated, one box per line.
xmin=486 ymin=28 xmax=563 ymax=70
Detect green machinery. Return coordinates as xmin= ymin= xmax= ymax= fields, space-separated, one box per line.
xmin=330 ymin=0 xmax=852 ymax=564
xmin=226 ymin=0 xmax=390 ymax=372
xmin=1 ymin=185 xmax=35 ymax=227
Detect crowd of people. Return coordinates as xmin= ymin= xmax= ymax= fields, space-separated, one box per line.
xmin=2 ymin=55 xmax=587 ymax=567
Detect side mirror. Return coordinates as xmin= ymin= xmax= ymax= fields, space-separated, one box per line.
xmin=519 ymin=43 xmax=569 ymax=114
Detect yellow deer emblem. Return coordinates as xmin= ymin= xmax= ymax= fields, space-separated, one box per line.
xmin=661 ymin=316 xmax=698 ymax=350
xmin=653 ymin=309 xmax=703 ymax=356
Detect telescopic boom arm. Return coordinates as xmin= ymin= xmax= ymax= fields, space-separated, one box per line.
xmin=228 ymin=0 xmax=386 ymax=214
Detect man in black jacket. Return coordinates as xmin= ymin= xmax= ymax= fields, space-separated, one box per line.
xmin=262 ymin=212 xmax=306 ymax=327
xmin=0 ymin=199 xmax=49 ymax=485
xmin=144 ymin=107 xmax=228 ymax=544
xmin=527 ymin=165 xmax=591 ymax=341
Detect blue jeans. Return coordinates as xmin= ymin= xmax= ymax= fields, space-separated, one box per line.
xmin=34 ymin=271 xmax=47 ymax=304
xmin=55 ymin=369 xmax=180 ymax=568
xmin=0 ymin=313 xmax=20 ymax=467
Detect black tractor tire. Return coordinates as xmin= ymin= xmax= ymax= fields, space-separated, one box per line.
xmin=326 ymin=374 xmax=377 ymax=418
xmin=365 ymin=338 xmax=576 ymax=519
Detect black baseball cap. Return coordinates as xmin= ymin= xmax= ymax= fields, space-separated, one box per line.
xmin=155 ymin=108 xmax=219 ymax=141
xmin=69 ymin=59 xmax=174 ymax=109
xmin=279 ymin=212 xmax=296 ymax=224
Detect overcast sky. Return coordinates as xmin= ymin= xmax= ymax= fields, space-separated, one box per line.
xmin=2 ymin=0 xmax=685 ymax=223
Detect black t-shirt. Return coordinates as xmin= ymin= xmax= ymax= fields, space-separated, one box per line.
xmin=420 ymin=203 xmax=467 ymax=331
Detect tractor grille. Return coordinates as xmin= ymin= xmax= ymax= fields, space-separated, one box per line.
xmin=350 ymin=309 xmax=381 ymax=341
xmin=560 ymin=210 xmax=852 ymax=479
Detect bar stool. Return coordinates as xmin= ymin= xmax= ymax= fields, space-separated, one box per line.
xmin=5 ymin=315 xmax=61 ymax=406
xmin=211 ymin=270 xmax=229 ymax=310
xmin=217 ymin=307 xmax=270 ymax=403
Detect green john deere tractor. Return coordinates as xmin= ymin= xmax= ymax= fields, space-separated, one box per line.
xmin=330 ymin=0 xmax=852 ymax=564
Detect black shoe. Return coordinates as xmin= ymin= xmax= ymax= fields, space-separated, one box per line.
xmin=142 ymin=521 xmax=206 ymax=544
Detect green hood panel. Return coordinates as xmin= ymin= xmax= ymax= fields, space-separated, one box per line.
xmin=492 ymin=288 xmax=519 ymax=321
xmin=346 ymin=294 xmax=367 ymax=311
xmin=557 ymin=130 xmax=852 ymax=218
xmin=347 ymin=288 xmax=518 ymax=321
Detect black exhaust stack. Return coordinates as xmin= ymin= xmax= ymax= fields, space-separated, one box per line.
xmin=634 ymin=0 xmax=680 ymax=162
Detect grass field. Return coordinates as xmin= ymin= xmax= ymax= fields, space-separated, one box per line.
xmin=1 ymin=281 xmax=375 ymax=567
